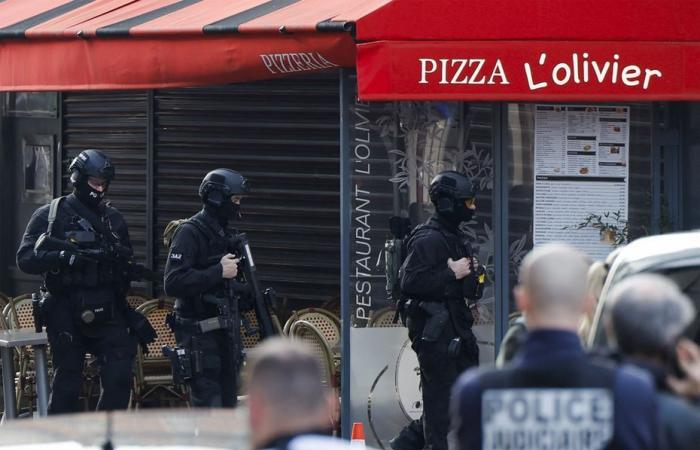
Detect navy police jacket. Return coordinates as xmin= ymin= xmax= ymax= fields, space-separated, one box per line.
xmin=449 ymin=330 xmax=664 ymax=450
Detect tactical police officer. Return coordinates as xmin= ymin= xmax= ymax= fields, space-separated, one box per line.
xmin=17 ymin=149 xmax=154 ymax=413
xmin=164 ymin=168 xmax=251 ymax=407
xmin=390 ymin=170 xmax=482 ymax=450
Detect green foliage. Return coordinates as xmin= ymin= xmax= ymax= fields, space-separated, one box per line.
xmin=564 ymin=210 xmax=629 ymax=247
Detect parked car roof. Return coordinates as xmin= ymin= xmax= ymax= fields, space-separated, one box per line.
xmin=588 ymin=230 xmax=700 ymax=348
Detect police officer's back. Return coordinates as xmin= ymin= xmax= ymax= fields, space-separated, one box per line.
xmin=449 ymin=243 xmax=663 ymax=450
xmin=16 ymin=149 xmax=149 ymax=413
xmin=391 ymin=171 xmax=482 ymax=450
xmin=164 ymin=168 xmax=249 ymax=407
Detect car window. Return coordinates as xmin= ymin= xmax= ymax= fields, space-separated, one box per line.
xmin=590 ymin=265 xmax=700 ymax=350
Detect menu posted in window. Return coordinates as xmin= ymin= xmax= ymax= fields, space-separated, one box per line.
xmin=533 ymin=105 xmax=629 ymax=260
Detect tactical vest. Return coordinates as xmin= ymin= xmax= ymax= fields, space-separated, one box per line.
xmin=44 ymin=196 xmax=128 ymax=327
xmin=170 ymin=216 xmax=230 ymax=319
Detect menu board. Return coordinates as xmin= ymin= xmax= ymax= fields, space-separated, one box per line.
xmin=533 ymin=105 xmax=629 ymax=260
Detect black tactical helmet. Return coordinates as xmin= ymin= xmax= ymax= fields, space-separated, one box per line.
xmin=199 ymin=169 xmax=249 ymax=206
xmin=69 ymin=149 xmax=115 ymax=208
xmin=199 ymin=168 xmax=249 ymax=221
xmin=69 ymin=149 xmax=115 ymax=184
xmin=429 ymin=170 xmax=477 ymax=224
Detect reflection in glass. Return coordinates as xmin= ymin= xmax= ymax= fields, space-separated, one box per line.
xmin=349 ymin=101 xmax=495 ymax=360
xmin=505 ymin=103 xmax=653 ymax=314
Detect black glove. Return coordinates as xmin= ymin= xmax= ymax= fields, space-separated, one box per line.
xmin=58 ymin=250 xmax=90 ymax=268
xmin=125 ymin=308 xmax=157 ymax=354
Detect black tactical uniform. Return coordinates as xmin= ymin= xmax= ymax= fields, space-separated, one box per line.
xmin=391 ymin=171 xmax=481 ymax=450
xmin=16 ymin=149 xmax=149 ymax=414
xmin=164 ymin=168 xmax=250 ymax=408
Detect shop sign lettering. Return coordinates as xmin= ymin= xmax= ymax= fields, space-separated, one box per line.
xmin=260 ymin=52 xmax=338 ymax=75
xmin=419 ymin=53 xmax=662 ymax=91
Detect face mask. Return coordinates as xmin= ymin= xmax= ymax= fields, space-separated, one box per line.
xmin=75 ymin=183 xmax=106 ymax=209
xmin=457 ymin=206 xmax=475 ymax=223
xmin=218 ymin=200 xmax=241 ymax=222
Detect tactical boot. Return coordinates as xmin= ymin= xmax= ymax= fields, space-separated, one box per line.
xmin=389 ymin=419 xmax=424 ymax=450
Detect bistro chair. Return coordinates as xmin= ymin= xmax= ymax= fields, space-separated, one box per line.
xmin=130 ymin=298 xmax=188 ymax=409
xmin=368 ymin=307 xmax=403 ymax=328
xmin=0 ymin=293 xmax=10 ymax=330
xmin=283 ymin=308 xmax=340 ymax=351
xmin=288 ymin=320 xmax=336 ymax=388
xmin=288 ymin=320 xmax=340 ymax=434
xmin=126 ymin=294 xmax=149 ymax=311
xmin=283 ymin=308 xmax=341 ymax=384
xmin=3 ymin=294 xmax=39 ymax=416
xmin=241 ymin=309 xmax=262 ymax=351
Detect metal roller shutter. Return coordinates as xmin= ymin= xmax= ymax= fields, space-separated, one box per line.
xmin=154 ymin=74 xmax=340 ymax=305
xmin=61 ymin=92 xmax=148 ymax=264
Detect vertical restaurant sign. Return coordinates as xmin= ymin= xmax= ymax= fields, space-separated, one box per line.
xmin=533 ymin=105 xmax=630 ymax=260
xmin=350 ymin=98 xmax=389 ymax=325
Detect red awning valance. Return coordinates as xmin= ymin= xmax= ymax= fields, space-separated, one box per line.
xmin=0 ymin=0 xmax=389 ymax=91
xmin=354 ymin=0 xmax=700 ymax=101
xmin=357 ymin=40 xmax=700 ymax=101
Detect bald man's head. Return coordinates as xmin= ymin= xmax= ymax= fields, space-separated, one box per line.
xmin=245 ymin=338 xmax=335 ymax=448
xmin=516 ymin=243 xmax=591 ymax=328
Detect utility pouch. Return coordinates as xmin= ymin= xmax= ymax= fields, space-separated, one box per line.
xmin=163 ymin=336 xmax=203 ymax=385
xmin=31 ymin=292 xmax=45 ymax=332
xmin=419 ymin=302 xmax=450 ymax=342
xmin=163 ymin=345 xmax=194 ymax=385
xmin=73 ymin=290 xmax=115 ymax=325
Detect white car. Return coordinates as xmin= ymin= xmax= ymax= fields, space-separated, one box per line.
xmin=587 ymin=230 xmax=700 ymax=349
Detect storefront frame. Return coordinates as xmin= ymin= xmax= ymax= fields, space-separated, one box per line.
xmin=338 ymin=70 xmax=688 ymax=437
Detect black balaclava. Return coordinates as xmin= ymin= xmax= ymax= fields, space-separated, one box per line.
xmin=74 ymin=180 xmax=107 ymax=210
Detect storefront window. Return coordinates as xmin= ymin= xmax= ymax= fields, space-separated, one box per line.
xmin=4 ymin=92 xmax=58 ymax=117
xmin=505 ymin=103 xmax=654 ymax=313
xmin=349 ymin=101 xmax=496 ymax=353
xmin=346 ymin=95 xmax=496 ymax=447
xmin=22 ymin=136 xmax=54 ymax=204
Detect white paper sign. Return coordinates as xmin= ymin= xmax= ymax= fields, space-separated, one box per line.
xmin=533 ymin=105 xmax=630 ymax=260
xmin=482 ymin=388 xmax=614 ymax=450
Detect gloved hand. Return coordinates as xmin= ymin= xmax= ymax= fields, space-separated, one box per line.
xmin=125 ymin=308 xmax=157 ymax=354
xmin=58 ymin=250 xmax=90 ymax=268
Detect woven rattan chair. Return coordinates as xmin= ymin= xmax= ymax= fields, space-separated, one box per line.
xmin=3 ymin=294 xmax=39 ymax=415
xmin=0 ymin=293 xmax=10 ymax=330
xmin=126 ymin=294 xmax=149 ymax=311
xmin=130 ymin=298 xmax=187 ymax=409
xmin=368 ymin=307 xmax=403 ymax=328
xmin=241 ymin=309 xmax=262 ymax=350
xmin=283 ymin=308 xmax=341 ymax=384
xmin=288 ymin=320 xmax=336 ymax=388
xmin=283 ymin=308 xmax=340 ymax=350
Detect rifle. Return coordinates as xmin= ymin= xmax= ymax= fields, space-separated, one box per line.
xmin=34 ymin=233 xmax=157 ymax=282
xmin=202 ymin=285 xmax=243 ymax=377
xmin=226 ymin=233 xmax=279 ymax=338
xmin=204 ymin=233 xmax=281 ymax=339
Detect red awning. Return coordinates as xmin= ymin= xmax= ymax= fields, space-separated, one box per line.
xmin=0 ymin=0 xmax=390 ymax=91
xmin=355 ymin=0 xmax=700 ymax=101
